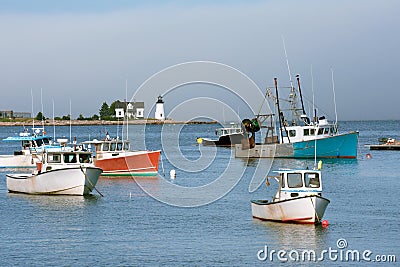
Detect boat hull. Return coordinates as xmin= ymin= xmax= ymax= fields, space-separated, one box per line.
xmin=94 ymin=150 xmax=161 ymax=176
xmin=0 ymin=154 xmax=40 ymax=168
xmin=235 ymin=131 xmax=359 ymax=158
xmin=6 ymin=167 xmax=102 ymax=195
xmin=251 ymin=195 xmax=330 ymax=224
xmin=202 ymin=133 xmax=244 ymax=147
xmin=292 ymin=131 xmax=359 ymax=158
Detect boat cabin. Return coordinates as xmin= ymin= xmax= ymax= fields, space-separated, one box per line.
xmin=270 ymin=169 xmax=323 ymax=202
xmin=41 ymin=151 xmax=94 ymax=172
xmin=83 ymin=139 xmax=131 ymax=154
xmin=280 ymin=124 xmax=338 ymax=144
xmin=215 ymin=124 xmax=243 ymax=137
xmin=3 ymin=135 xmax=53 ymax=155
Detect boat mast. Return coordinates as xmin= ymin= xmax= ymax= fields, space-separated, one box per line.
xmin=274 ymin=78 xmax=289 ymax=143
xmin=296 ymin=75 xmax=306 ymax=116
xmin=331 ymin=68 xmax=338 ymax=130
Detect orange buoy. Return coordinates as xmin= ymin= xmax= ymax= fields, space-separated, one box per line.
xmin=321 ymin=220 xmax=329 ymax=227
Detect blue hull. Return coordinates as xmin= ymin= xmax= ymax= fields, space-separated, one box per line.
xmin=292 ymin=131 xmax=359 ymax=158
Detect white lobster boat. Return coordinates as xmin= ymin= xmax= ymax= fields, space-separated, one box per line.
xmin=6 ymin=150 xmax=102 ymax=195
xmin=251 ymin=168 xmax=330 ymax=224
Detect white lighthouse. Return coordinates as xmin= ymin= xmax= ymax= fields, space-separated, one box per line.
xmin=155 ymin=95 xmax=165 ymax=121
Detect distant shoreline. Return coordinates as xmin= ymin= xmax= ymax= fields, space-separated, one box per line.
xmin=0 ymin=119 xmax=218 ymax=126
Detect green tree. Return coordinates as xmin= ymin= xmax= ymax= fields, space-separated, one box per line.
xmin=62 ymin=114 xmax=70 ymax=120
xmin=109 ymin=100 xmax=121 ymax=117
xmin=77 ymin=114 xmax=85 ymax=120
xmin=92 ymin=114 xmax=99 ymax=120
xmin=99 ymin=102 xmax=110 ymax=120
xmin=36 ymin=112 xmax=45 ymax=121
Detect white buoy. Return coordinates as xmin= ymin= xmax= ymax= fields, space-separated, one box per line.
xmin=170 ymin=169 xmax=176 ymax=180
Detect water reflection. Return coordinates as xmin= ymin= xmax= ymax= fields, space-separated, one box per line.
xmin=252 ymin=219 xmax=329 ymax=250
xmin=6 ymin=192 xmax=100 ymax=209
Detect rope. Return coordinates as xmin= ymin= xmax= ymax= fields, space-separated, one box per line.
xmin=310 ymin=197 xmax=320 ymax=223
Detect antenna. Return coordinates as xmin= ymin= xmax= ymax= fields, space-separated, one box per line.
xmin=282 ymin=36 xmax=299 ymax=124
xmin=126 ymin=79 xmax=129 ymax=140
xmin=52 ymin=98 xmax=56 ymax=141
xmin=31 ymin=88 xmax=35 ymax=130
xmin=311 ymin=65 xmax=317 ymax=168
xmin=41 ymin=88 xmax=44 ymax=130
xmin=331 ymin=67 xmax=338 ymax=127
xmin=282 ymin=36 xmax=294 ymax=88
xmin=69 ymin=99 xmax=72 ymax=143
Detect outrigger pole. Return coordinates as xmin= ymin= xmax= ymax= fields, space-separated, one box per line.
xmin=296 ymin=75 xmax=306 ymax=115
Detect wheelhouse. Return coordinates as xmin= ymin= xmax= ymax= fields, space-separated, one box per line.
xmin=270 ymin=170 xmax=323 ymax=201
xmin=45 ymin=151 xmax=93 ymax=165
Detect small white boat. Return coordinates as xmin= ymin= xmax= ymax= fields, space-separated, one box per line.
xmin=251 ymin=168 xmax=330 ymax=224
xmin=6 ymin=150 xmax=102 ymax=195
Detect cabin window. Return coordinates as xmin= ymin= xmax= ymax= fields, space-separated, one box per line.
xmin=324 ymin=128 xmax=329 ymax=134
xmin=64 ymin=153 xmax=77 ymax=163
xmin=318 ymin=128 xmax=324 ymax=135
xmin=289 ymin=130 xmax=296 ymax=137
xmin=110 ymin=142 xmax=116 ymax=151
xmin=310 ymin=129 xmax=315 ymax=135
xmin=304 ymin=129 xmax=310 ymax=136
xmin=287 ymin=173 xmax=303 ymax=188
xmin=48 ymin=154 xmax=61 ymax=163
xmin=79 ymin=154 xmax=91 ymax=163
xmin=123 ymin=142 xmax=129 ymax=150
xmin=117 ymin=142 xmax=123 ymax=151
xmin=305 ymin=173 xmax=320 ymax=188
xmin=103 ymin=143 xmax=110 ymax=151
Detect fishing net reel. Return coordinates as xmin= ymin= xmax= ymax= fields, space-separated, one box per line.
xmin=241 ymin=118 xmax=261 ymax=133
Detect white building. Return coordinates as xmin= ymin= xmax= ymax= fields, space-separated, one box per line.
xmin=155 ymin=96 xmax=165 ymax=120
xmin=114 ymin=101 xmax=145 ymax=119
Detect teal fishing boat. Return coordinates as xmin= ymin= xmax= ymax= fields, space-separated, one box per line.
xmin=236 ymin=75 xmax=359 ymax=159
xmin=0 ymin=127 xmax=68 ymax=168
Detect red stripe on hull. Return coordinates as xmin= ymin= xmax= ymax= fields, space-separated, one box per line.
xmin=253 ymin=216 xmax=316 ymax=224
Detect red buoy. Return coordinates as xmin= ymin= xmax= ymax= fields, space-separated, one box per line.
xmin=321 ymin=220 xmax=329 ymax=227
xmin=366 ymin=153 xmax=372 ymax=159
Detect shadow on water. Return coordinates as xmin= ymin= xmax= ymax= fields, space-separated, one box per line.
xmin=6 ymin=192 xmax=101 ymax=209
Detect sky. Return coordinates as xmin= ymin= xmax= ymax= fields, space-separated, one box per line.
xmin=0 ymin=0 xmax=399 ymax=121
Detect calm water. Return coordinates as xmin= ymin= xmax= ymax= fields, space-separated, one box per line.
xmin=0 ymin=121 xmax=399 ymax=266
